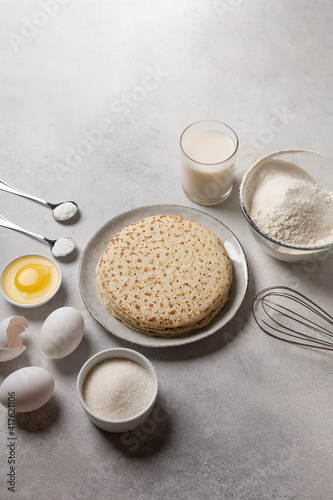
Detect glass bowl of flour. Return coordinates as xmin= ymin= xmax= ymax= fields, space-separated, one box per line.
xmin=239 ymin=150 xmax=333 ymax=262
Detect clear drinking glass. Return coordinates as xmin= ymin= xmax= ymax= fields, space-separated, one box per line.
xmin=180 ymin=120 xmax=239 ymax=206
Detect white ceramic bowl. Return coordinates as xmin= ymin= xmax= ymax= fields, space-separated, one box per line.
xmin=76 ymin=348 xmax=158 ymax=433
xmin=0 ymin=253 xmax=62 ymax=308
xmin=239 ymin=150 xmax=333 ymax=263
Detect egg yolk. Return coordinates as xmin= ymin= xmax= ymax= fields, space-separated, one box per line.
xmin=14 ymin=264 xmax=51 ymax=295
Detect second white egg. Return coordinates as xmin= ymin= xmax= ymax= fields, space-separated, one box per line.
xmin=0 ymin=366 xmax=54 ymax=412
xmin=40 ymin=307 xmax=84 ymax=359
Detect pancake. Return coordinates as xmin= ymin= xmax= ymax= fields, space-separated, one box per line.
xmin=105 ymin=295 xmax=229 ymax=337
xmin=96 ymin=215 xmax=232 ymax=337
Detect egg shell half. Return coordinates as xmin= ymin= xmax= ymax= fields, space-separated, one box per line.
xmin=40 ymin=307 xmax=84 ymax=359
xmin=0 ymin=366 xmax=55 ymax=412
xmin=0 ymin=316 xmax=28 ymax=348
xmin=0 ymin=316 xmax=28 ymax=362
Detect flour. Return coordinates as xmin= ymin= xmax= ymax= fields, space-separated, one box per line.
xmin=52 ymin=237 xmax=76 ymax=257
xmin=52 ymin=201 xmax=78 ymax=221
xmin=246 ymin=159 xmax=333 ymax=248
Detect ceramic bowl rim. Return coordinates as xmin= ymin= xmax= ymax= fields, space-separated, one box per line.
xmin=76 ymin=347 xmax=158 ymax=428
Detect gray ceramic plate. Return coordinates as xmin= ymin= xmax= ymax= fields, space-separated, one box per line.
xmin=79 ymin=204 xmax=249 ymax=347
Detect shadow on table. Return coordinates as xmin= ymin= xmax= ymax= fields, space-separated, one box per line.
xmin=15 ymin=396 xmax=60 ymax=432
xmin=101 ymin=395 xmax=171 ymax=457
xmin=273 ymin=253 xmax=333 ymax=296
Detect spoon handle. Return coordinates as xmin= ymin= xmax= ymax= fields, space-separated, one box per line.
xmin=0 ymin=215 xmax=52 ymax=247
xmin=0 ymin=179 xmax=51 ymax=208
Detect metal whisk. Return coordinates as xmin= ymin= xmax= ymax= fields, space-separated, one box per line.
xmin=253 ymin=286 xmax=333 ymax=350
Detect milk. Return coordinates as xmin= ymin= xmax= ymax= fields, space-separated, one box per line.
xmin=183 ymin=130 xmax=235 ymax=164
xmin=181 ymin=123 xmax=238 ymax=205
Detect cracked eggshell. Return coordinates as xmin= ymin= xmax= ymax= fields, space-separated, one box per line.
xmin=0 ymin=366 xmax=55 ymax=412
xmin=40 ymin=307 xmax=84 ymax=359
xmin=0 ymin=316 xmax=28 ymax=362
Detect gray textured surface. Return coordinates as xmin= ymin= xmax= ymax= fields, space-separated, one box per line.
xmin=1 ymin=1 xmax=333 ymax=499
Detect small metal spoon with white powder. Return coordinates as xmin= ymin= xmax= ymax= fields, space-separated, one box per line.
xmin=0 ymin=215 xmax=75 ymax=258
xmin=0 ymin=179 xmax=78 ymax=222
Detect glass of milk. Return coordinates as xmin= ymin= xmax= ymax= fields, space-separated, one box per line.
xmin=180 ymin=120 xmax=239 ymax=205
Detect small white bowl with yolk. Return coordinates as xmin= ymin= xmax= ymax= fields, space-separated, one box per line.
xmin=0 ymin=254 xmax=62 ymax=308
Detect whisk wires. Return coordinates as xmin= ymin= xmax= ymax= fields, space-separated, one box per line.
xmin=253 ymin=286 xmax=333 ymax=351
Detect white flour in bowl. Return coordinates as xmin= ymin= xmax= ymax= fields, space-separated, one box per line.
xmin=246 ymin=158 xmax=333 ymax=248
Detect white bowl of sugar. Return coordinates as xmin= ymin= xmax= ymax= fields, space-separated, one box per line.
xmin=77 ymin=348 xmax=158 ymax=433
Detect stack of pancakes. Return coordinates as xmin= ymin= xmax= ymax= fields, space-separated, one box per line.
xmin=96 ymin=215 xmax=232 ymax=337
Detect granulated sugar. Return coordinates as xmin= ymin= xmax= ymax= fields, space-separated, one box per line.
xmin=83 ymin=359 xmax=154 ymax=420
xmin=246 ymin=159 xmax=333 ymax=248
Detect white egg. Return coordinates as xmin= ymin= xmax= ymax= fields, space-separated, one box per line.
xmin=0 ymin=366 xmax=54 ymax=412
xmin=0 ymin=316 xmax=28 ymax=362
xmin=40 ymin=307 xmax=84 ymax=359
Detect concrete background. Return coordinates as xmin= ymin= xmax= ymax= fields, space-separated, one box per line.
xmin=1 ymin=1 xmax=333 ymax=499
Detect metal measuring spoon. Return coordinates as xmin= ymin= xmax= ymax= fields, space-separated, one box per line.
xmin=0 ymin=179 xmax=78 ymax=222
xmin=0 ymin=215 xmax=76 ymax=258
